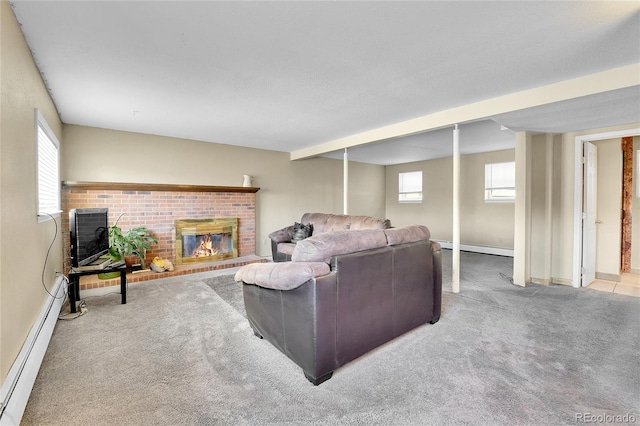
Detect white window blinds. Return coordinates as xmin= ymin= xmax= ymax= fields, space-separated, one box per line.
xmin=485 ymin=162 xmax=515 ymax=202
xmin=36 ymin=109 xmax=60 ymax=219
xmin=399 ymin=171 xmax=422 ymax=203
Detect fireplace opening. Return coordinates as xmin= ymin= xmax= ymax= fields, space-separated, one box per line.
xmin=175 ymin=218 xmax=238 ymax=265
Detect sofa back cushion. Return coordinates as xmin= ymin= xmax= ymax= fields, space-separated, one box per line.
xmin=324 ymin=215 xmax=352 ymax=232
xmin=291 ymin=229 xmax=388 ymax=263
xmin=300 ymin=213 xmax=332 ymax=234
xmin=300 ymin=213 xmax=391 ymax=235
xmin=348 ymin=215 xmax=392 ymax=231
xmin=384 ymin=225 xmax=431 ymax=246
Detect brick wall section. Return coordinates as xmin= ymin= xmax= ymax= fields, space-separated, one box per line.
xmin=622 ymin=136 xmax=633 ymax=273
xmin=62 ymin=187 xmax=258 ymax=288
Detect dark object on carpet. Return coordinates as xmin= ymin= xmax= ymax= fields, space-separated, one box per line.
xmin=203 ymin=274 xmax=246 ymax=318
xmin=499 ymin=271 xmax=516 ymax=285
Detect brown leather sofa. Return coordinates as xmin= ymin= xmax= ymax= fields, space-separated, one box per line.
xmin=268 ymin=212 xmax=391 ymax=262
xmin=235 ymin=224 xmax=442 ymax=385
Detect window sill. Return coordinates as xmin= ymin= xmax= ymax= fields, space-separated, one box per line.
xmin=484 ymin=199 xmax=515 ymax=204
xmin=37 ymin=211 xmax=61 ymax=223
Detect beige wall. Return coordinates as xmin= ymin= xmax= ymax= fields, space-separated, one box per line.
xmin=1 ymin=1 xmax=63 ymax=382
xmin=461 ymin=150 xmax=516 ymax=248
xmin=529 ymin=135 xmax=546 ymax=279
xmin=385 ymin=149 xmax=515 ymax=248
xmin=529 ymin=134 xmax=563 ymax=282
xmin=61 ymin=125 xmax=386 ymax=257
xmin=385 ymin=157 xmax=452 ymax=240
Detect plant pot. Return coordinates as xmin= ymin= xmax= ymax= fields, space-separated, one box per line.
xmin=98 ymin=271 xmax=121 ymax=280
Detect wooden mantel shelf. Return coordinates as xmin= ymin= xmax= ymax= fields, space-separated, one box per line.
xmin=62 ymin=181 xmax=260 ymax=193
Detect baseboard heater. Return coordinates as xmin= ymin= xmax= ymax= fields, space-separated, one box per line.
xmin=0 ymin=276 xmax=66 ymax=426
xmin=435 ymin=240 xmax=514 ymax=257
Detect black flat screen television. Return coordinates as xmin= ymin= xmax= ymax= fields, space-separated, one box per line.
xmin=69 ymin=208 xmax=110 ymax=267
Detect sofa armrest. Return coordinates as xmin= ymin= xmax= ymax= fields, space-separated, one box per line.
xmin=242 ymin=272 xmax=338 ymax=383
xmin=269 ymin=225 xmax=295 ymax=261
xmin=269 ymin=225 xmax=295 ymax=244
xmin=235 ymin=261 xmax=331 ymax=291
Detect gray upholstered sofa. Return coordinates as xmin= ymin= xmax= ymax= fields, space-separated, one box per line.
xmin=268 ymin=212 xmax=391 ymax=262
xmin=235 ymin=223 xmax=442 ymax=385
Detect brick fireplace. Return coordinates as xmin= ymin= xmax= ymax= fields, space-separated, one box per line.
xmin=62 ymin=181 xmax=265 ymax=290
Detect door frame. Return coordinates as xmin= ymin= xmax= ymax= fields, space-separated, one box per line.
xmin=573 ymin=128 xmax=640 ymax=287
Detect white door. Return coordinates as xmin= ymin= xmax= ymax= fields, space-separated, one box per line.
xmin=582 ymin=142 xmax=597 ymax=286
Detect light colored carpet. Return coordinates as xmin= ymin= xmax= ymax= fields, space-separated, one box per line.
xmin=21 ymin=251 xmax=640 ymax=425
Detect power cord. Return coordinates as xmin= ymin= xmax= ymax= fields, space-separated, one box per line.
xmin=41 ymin=212 xmax=68 ymax=300
xmin=58 ymin=300 xmax=87 ymax=320
xmin=499 ymin=272 xmax=516 ymax=286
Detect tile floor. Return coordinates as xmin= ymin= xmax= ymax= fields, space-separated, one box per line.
xmin=587 ymin=273 xmax=640 ymax=297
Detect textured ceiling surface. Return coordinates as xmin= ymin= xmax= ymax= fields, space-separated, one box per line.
xmin=9 ymin=1 xmax=640 ymax=164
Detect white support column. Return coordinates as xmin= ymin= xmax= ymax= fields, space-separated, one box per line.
xmin=543 ymin=133 xmax=554 ymax=284
xmin=452 ymin=125 xmax=460 ymax=293
xmin=513 ymin=131 xmax=532 ymax=287
xmin=343 ymin=148 xmax=348 ymax=215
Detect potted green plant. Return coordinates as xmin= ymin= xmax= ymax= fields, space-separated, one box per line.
xmin=99 ymin=214 xmax=158 ymax=278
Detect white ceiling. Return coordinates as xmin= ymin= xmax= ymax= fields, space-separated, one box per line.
xmin=9 ymin=1 xmax=640 ymax=165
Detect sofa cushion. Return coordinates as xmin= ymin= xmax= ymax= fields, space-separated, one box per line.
xmin=324 ymin=215 xmax=353 ymax=232
xmin=323 ymin=214 xmax=390 ymax=233
xmin=349 ymin=215 xmax=391 ymax=230
xmin=301 ymin=213 xmax=332 ymax=234
xmin=300 ymin=213 xmax=390 ymax=235
xmin=292 ymin=229 xmax=388 ymax=263
xmin=384 ymin=225 xmax=431 ymax=246
xmin=235 ymin=262 xmax=331 ymax=290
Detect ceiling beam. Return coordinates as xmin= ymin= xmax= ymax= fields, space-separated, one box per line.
xmin=290 ymin=63 xmax=640 ymax=161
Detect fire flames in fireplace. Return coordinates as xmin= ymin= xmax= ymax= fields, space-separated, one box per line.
xmin=192 ymin=234 xmax=218 ymax=257
xmin=189 ymin=232 xmax=232 ymax=258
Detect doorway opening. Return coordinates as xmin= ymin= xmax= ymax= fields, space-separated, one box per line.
xmin=573 ymin=128 xmax=640 ymax=288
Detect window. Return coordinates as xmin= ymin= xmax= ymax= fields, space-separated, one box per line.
xmin=399 ymin=171 xmax=422 ymax=203
xmin=485 ymin=162 xmax=515 ymax=202
xmin=36 ymin=109 xmax=60 ymax=221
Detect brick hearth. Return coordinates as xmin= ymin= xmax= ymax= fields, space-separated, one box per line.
xmin=62 ymin=182 xmax=265 ymax=290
